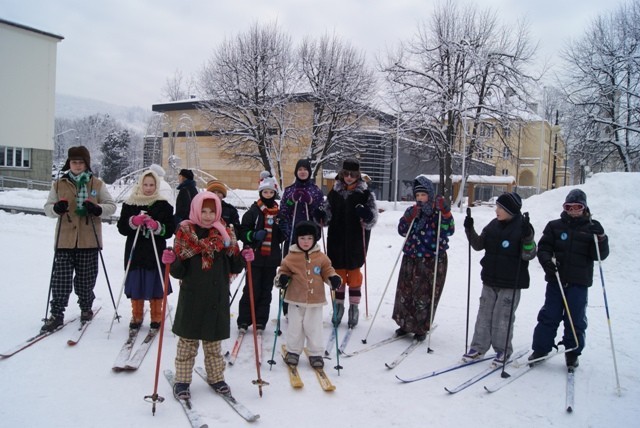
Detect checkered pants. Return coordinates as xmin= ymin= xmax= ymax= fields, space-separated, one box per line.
xmin=174 ymin=338 xmax=226 ymax=384
xmin=50 ymin=249 xmax=99 ymax=317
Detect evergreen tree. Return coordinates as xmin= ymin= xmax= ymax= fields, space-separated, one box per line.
xmin=101 ymin=130 xmax=131 ymax=183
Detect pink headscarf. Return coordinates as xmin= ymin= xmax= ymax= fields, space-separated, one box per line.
xmin=182 ymin=192 xmax=230 ymax=244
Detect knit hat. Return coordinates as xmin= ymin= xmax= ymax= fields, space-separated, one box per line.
xmin=294 ymin=220 xmax=320 ymax=246
xmin=258 ymin=171 xmax=279 ymax=196
xmin=342 ymin=158 xmax=360 ymax=172
xmin=62 ymin=146 xmax=91 ymax=171
xmin=206 ymin=179 xmax=227 ymax=198
xmin=565 ymin=189 xmax=588 ymax=209
xmin=413 ymin=175 xmax=434 ymax=199
xmin=295 ymin=159 xmax=312 ymax=180
xmin=496 ymin=192 xmax=522 ymax=216
xmin=179 ymin=169 xmax=194 ymax=181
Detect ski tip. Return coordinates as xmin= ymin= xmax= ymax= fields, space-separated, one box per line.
xmin=566 ymin=406 xmax=573 ymax=413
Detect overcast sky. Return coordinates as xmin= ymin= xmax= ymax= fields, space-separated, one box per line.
xmin=3 ymin=0 xmax=621 ymax=110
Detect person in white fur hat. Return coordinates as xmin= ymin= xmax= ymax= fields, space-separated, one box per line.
xmin=148 ymin=164 xmax=174 ymax=201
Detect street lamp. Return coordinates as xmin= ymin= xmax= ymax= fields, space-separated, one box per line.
xmin=54 ymin=128 xmax=78 ymax=165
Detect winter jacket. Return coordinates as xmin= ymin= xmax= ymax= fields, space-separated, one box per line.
xmin=537 ymin=212 xmax=609 ymax=287
xmin=170 ymin=223 xmax=245 ymax=342
xmin=117 ymin=200 xmax=175 ymax=271
xmin=278 ymin=180 xmax=324 ymax=240
xmin=220 ymin=200 xmax=240 ymax=231
xmin=174 ymin=179 xmax=198 ymax=224
xmin=324 ymin=179 xmax=377 ymax=270
xmin=276 ymin=243 xmax=337 ymax=307
xmin=238 ymin=201 xmax=285 ymax=267
xmin=465 ymin=214 xmax=536 ymax=289
xmin=398 ymin=204 xmax=455 ymax=259
xmin=44 ymin=174 xmax=116 ymax=249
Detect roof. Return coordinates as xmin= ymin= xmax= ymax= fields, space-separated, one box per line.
xmin=0 ymin=18 xmax=64 ymax=41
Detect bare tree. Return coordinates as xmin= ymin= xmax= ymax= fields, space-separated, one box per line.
xmin=299 ymin=34 xmax=377 ymax=178
xmin=560 ymin=0 xmax=640 ymax=173
xmin=197 ymin=21 xmax=301 ymax=186
xmin=162 ymin=69 xmax=197 ymax=102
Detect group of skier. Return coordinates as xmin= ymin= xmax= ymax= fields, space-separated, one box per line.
xmin=42 ymin=145 xmax=609 ymax=403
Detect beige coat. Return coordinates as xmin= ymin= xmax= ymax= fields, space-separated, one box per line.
xmin=276 ymin=244 xmax=336 ymax=307
xmin=44 ymin=175 xmax=116 ymax=249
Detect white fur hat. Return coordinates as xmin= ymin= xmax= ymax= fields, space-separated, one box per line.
xmin=149 ymin=164 xmax=166 ymax=177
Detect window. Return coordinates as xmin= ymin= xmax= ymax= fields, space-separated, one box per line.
xmin=502 ymin=168 xmax=509 ymax=176
xmin=479 ymin=123 xmax=494 ymax=138
xmin=502 ymin=147 xmax=512 ymax=160
xmin=486 ymin=147 xmax=493 ymax=159
xmin=0 ymin=146 xmax=31 ymax=168
xmin=503 ymin=126 xmax=511 ymax=139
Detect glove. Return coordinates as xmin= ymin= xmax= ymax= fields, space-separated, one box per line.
xmin=292 ymin=188 xmax=312 ymax=204
xmin=53 ymin=199 xmax=69 ymax=215
xmin=144 ymin=217 xmax=159 ymax=231
xmin=82 ymin=200 xmax=102 ymax=216
xmin=241 ymin=248 xmax=255 ymax=262
xmin=588 ymin=222 xmax=604 ymax=236
xmin=542 ymin=259 xmax=557 ymax=276
xmin=435 ymin=195 xmax=450 ymax=214
xmin=404 ymin=205 xmax=420 ymax=222
xmin=162 ymin=249 xmax=176 ymax=264
xmin=314 ymin=207 xmax=326 ymax=223
xmin=521 ymin=213 xmax=533 ymax=240
xmin=463 ymin=215 xmax=474 ymax=229
xmin=278 ymin=274 xmax=290 ymax=289
xmin=329 ymin=275 xmax=341 ymax=291
xmin=131 ymin=213 xmax=146 ymax=227
xmin=253 ymin=230 xmax=267 ymax=242
xmin=355 ymin=204 xmax=373 ymax=222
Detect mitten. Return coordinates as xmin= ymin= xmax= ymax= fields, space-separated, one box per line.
xmin=435 ymin=195 xmax=451 ymax=217
xmin=144 ymin=217 xmax=159 ymax=231
xmin=131 ymin=213 xmax=146 ymax=228
xmin=541 ymin=259 xmax=557 ymax=276
xmin=588 ymin=221 xmax=604 ymax=236
xmin=278 ymin=274 xmax=290 ymax=289
xmin=241 ymin=248 xmax=255 ymax=262
xmin=53 ymin=199 xmax=69 ymax=215
xmin=404 ymin=205 xmax=420 ymax=222
xmin=162 ymin=249 xmax=176 ymax=264
xmin=313 ymin=207 xmax=326 ymax=223
xmin=253 ymin=230 xmax=267 ymax=242
xmin=292 ymin=188 xmax=312 ymax=204
xmin=521 ymin=213 xmax=534 ymax=240
xmin=463 ymin=215 xmax=474 ymax=229
xmin=82 ymin=200 xmax=102 ymax=216
xmin=355 ymin=204 xmax=373 ymax=222
xmin=329 ymin=275 xmax=342 ymax=291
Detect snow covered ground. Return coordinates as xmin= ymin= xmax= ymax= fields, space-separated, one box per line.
xmin=0 ymin=172 xmax=638 ymax=427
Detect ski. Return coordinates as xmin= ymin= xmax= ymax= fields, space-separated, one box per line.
xmin=0 ymin=316 xmax=79 ymax=358
xmin=112 ymin=328 xmax=141 ymax=371
xmin=385 ymin=339 xmax=422 ymax=369
xmin=338 ymin=328 xmax=354 ymax=354
xmin=67 ymin=306 xmax=102 ymax=346
xmin=281 ymin=345 xmax=304 ymax=388
xmin=446 ymin=349 xmax=528 ymax=394
xmin=227 ymin=329 xmax=246 ymax=366
xmin=122 ymin=327 xmax=158 ymax=370
xmin=395 ymin=354 xmax=497 ymax=383
xmin=341 ymin=334 xmax=407 ymax=358
xmin=483 ymin=349 xmax=564 ymax=393
xmin=303 ymin=348 xmax=336 ymax=391
xmin=194 ymin=367 xmax=260 ymax=422
xmin=164 ymin=369 xmax=208 ymax=428
xmin=323 ymin=329 xmax=337 ymax=357
xmin=566 ymin=368 xmax=575 ymax=413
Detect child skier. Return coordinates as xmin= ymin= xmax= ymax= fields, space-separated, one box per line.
xmin=117 ymin=170 xmax=175 ymax=330
xmin=162 ymin=192 xmax=246 ymax=400
xmin=276 ymin=221 xmax=341 ymax=368
xmin=392 ymin=175 xmax=455 ymax=341
xmin=462 ymin=192 xmax=536 ymax=364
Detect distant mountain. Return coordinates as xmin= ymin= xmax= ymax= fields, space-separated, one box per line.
xmin=55 ymin=94 xmax=153 ymax=133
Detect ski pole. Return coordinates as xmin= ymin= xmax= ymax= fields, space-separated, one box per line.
xmin=246 ymin=258 xmax=269 ymax=396
xmin=553 ymin=260 xmax=580 ymax=350
xmin=361 ymin=217 xmax=416 ymax=344
xmin=465 ymin=207 xmax=472 ymax=353
xmin=426 ymin=210 xmax=442 ymax=353
xmin=267 ymin=287 xmax=286 ymax=369
xmin=229 ymin=271 xmax=246 ymax=306
xmin=143 ymin=248 xmax=171 ymax=415
xmin=361 ymin=223 xmax=369 ymax=318
xmin=90 ymin=216 xmax=120 ymax=319
xmin=593 ymin=232 xmax=621 ymax=395
xmin=44 ymin=215 xmax=63 ymax=321
xmin=331 ymin=290 xmax=343 ymax=374
xmin=108 ymin=224 xmax=142 ymax=337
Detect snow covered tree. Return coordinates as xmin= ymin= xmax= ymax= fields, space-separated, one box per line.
xmin=101 ymin=129 xmax=131 ymax=184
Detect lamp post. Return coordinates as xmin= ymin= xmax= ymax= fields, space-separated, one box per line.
xmin=54 ymin=128 xmax=78 ymax=165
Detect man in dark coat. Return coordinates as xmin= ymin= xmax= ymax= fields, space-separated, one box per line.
xmin=174 ymin=169 xmax=198 ymax=225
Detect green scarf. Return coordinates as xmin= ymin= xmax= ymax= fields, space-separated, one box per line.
xmin=70 ymin=171 xmax=92 ymax=216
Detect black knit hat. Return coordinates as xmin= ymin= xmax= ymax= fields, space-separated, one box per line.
xmin=342 ymin=158 xmax=360 ymax=172
xmin=565 ymin=189 xmax=588 ymax=209
xmin=179 ymin=169 xmax=194 ymax=181
xmin=295 ymin=159 xmax=312 ymax=180
xmin=496 ymin=192 xmax=522 ymax=216
xmin=294 ymin=220 xmax=320 ymax=246
xmin=62 ymin=146 xmax=91 ymax=172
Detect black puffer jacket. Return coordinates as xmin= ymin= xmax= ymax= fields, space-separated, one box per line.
xmin=537 ymin=212 xmax=609 ymax=286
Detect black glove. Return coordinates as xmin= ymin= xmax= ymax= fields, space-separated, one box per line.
xmin=314 ymin=207 xmax=326 ymax=223
xmin=82 ymin=200 xmax=102 ymax=216
xmin=53 ymin=199 xmax=69 ymax=215
xmin=463 ymin=215 xmax=474 ymax=229
xmin=542 ymin=259 xmax=557 ymax=276
xmin=253 ymin=230 xmax=267 ymax=242
xmin=329 ymin=275 xmax=341 ymax=291
xmin=355 ymin=204 xmax=373 ymax=222
xmin=521 ymin=213 xmax=533 ymax=240
xmin=588 ymin=221 xmax=604 ymax=236
xmin=278 ymin=274 xmax=290 ymax=289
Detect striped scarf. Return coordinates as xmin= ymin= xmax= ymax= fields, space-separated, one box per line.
xmin=69 ymin=171 xmax=91 ymax=216
xmin=257 ymin=199 xmax=279 ymax=256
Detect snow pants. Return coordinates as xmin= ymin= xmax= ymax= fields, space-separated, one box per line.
xmin=469 ymin=285 xmax=521 ymax=357
xmin=237 ymin=264 xmax=276 ymax=329
xmin=285 ymin=304 xmax=324 ymax=357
